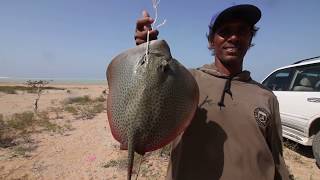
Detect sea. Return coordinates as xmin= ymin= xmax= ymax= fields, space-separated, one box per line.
xmin=0 ymin=77 xmax=106 ymax=85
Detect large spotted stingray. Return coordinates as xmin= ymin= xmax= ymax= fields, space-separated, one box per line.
xmin=106 ymin=40 xmax=199 ymax=180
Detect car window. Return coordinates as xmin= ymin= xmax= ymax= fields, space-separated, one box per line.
xmin=263 ymin=68 xmax=294 ymax=91
xmin=292 ymin=64 xmax=320 ymax=92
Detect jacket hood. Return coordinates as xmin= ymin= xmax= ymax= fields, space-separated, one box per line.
xmin=197 ymin=63 xmax=252 ymax=108
xmin=198 ymin=63 xmax=252 ymax=82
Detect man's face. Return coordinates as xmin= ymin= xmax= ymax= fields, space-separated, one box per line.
xmin=211 ymin=20 xmax=253 ymax=66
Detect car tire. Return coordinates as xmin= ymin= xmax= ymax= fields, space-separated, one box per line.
xmin=312 ymin=131 xmax=320 ymax=167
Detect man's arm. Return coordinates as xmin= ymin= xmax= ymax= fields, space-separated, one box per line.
xmin=267 ymin=97 xmax=290 ymax=180
xmin=134 ymin=10 xmax=159 ymax=45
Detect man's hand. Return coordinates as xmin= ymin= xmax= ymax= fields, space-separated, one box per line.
xmin=134 ymin=10 xmax=159 ymax=46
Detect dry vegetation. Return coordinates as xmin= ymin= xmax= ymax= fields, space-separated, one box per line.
xmin=283 ymin=139 xmax=319 ymax=180
xmin=0 ymin=84 xmax=107 ymax=159
xmin=101 ymin=144 xmax=171 ymax=179
xmin=62 ymin=95 xmax=106 ymax=120
xmin=0 ymin=111 xmax=68 ymax=159
xmin=0 ymin=86 xmax=64 ymax=94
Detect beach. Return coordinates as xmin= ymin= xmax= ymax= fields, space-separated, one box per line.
xmin=0 ymin=81 xmax=168 ymax=180
xmin=0 ymin=81 xmax=318 ymax=179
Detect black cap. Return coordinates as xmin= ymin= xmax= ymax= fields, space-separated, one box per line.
xmin=208 ymin=4 xmax=261 ymax=35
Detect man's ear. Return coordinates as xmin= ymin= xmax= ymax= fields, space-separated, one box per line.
xmin=209 ymin=40 xmax=215 ymax=49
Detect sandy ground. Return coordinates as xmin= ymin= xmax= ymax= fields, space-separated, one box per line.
xmin=0 ymin=82 xmax=319 ymax=180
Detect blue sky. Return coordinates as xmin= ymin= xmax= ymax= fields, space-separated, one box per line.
xmin=0 ymin=0 xmax=319 ymax=81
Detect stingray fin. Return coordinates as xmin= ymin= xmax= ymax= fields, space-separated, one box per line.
xmin=120 ymin=143 xmax=128 ymax=150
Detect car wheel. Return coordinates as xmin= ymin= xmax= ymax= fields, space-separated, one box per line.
xmin=312 ymin=131 xmax=320 ymax=167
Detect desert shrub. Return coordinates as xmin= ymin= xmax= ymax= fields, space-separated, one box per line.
xmin=64 ymin=106 xmax=78 ymax=115
xmin=36 ymin=111 xmax=63 ymax=133
xmin=0 ymin=112 xmax=35 ymax=148
xmin=0 ymin=114 xmax=16 ymax=148
xmin=63 ymin=95 xmax=106 ymax=119
xmin=102 ymin=159 xmax=122 ymax=168
xmin=63 ymin=123 xmax=74 ymax=131
xmin=0 ymin=111 xmax=66 ymax=149
xmin=64 ymin=95 xmax=91 ymax=105
xmin=102 ymin=156 xmax=142 ymax=170
xmin=12 ymin=144 xmax=37 ymax=157
xmin=0 ymin=115 xmax=5 ymax=136
xmin=44 ymin=86 xmax=65 ymax=90
xmin=78 ymin=106 xmax=96 ymax=120
xmin=64 ymin=95 xmax=106 ymax=105
xmin=0 ymin=86 xmax=17 ymax=94
xmin=48 ymin=107 xmax=64 ymax=119
xmin=76 ymin=103 xmax=105 ymax=120
xmin=62 ymin=95 xmax=106 ymax=120
xmin=0 ymin=134 xmax=16 ymax=148
xmin=39 ymin=120 xmax=63 ymax=133
xmin=0 ymin=86 xmax=64 ymax=94
xmin=94 ymin=95 xmax=106 ymax=102
xmin=92 ymin=103 xmax=105 ymax=113
xmin=7 ymin=112 xmax=35 ymax=130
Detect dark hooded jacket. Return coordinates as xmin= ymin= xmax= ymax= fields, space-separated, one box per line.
xmin=166 ymin=64 xmax=289 ymax=180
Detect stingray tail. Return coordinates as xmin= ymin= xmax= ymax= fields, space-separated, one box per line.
xmin=127 ymin=135 xmax=135 ymax=180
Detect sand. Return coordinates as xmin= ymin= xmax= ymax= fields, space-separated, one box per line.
xmin=0 ymin=82 xmax=319 ymax=179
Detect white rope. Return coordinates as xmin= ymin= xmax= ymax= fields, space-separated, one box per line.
xmin=145 ymin=0 xmax=166 ymax=62
xmin=145 ymin=30 xmax=150 ymax=63
xmin=151 ymin=0 xmax=166 ymax=31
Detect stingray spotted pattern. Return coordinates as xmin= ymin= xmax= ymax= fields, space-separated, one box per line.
xmin=106 ymin=40 xmax=199 ymax=180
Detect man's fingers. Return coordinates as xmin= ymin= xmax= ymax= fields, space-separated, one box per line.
xmin=136 ymin=10 xmax=154 ymax=31
xmin=134 ymin=10 xmax=159 ymax=46
xmin=134 ymin=30 xmax=148 ymax=40
xmin=149 ymin=30 xmax=159 ymax=39
xmin=135 ymin=29 xmax=158 ymax=40
xmin=142 ymin=10 xmax=150 ymax=18
xmin=136 ymin=17 xmax=154 ymax=31
xmin=134 ymin=29 xmax=159 ymax=45
xmin=135 ymin=39 xmax=146 ymax=46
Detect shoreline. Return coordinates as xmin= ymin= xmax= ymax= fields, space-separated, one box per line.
xmin=0 ymin=79 xmax=107 ymax=86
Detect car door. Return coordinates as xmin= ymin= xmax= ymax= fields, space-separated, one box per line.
xmin=288 ymin=64 xmax=320 ymax=132
xmin=263 ymin=64 xmax=320 ymax=139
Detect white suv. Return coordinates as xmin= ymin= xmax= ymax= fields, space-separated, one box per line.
xmin=262 ymin=56 xmax=320 ymax=166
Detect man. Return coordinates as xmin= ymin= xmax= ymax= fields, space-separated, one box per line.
xmin=135 ymin=4 xmax=289 ymax=180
